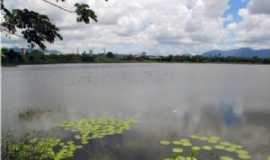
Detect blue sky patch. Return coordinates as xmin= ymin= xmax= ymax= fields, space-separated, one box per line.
xmin=224 ymin=0 xmax=249 ymax=27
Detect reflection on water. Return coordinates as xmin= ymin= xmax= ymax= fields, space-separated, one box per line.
xmin=2 ymin=63 xmax=270 ymax=159
xmin=218 ymin=101 xmax=241 ymax=126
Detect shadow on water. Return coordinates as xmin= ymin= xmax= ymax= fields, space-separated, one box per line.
xmin=73 ymin=131 xmax=162 ymax=160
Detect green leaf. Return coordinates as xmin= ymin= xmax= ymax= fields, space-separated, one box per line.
xmin=160 ymin=140 xmax=170 ymax=145
xmin=172 ymin=148 xmax=183 ymax=153
xmin=74 ymin=3 xmax=97 ymax=24
xmin=220 ymin=156 xmax=234 ymax=160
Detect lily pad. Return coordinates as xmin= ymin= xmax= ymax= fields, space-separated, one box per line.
xmin=160 ymin=141 xmax=171 ymax=145
xmin=214 ymin=145 xmax=225 ymax=150
xmin=172 ymin=141 xmax=182 ymax=145
xmin=192 ymin=146 xmax=201 ymax=151
xmin=202 ymin=145 xmax=212 ymax=151
xmin=238 ymin=154 xmax=251 ymax=160
xmin=220 ymin=156 xmax=234 ymax=160
xmin=186 ymin=156 xmax=197 ymax=160
xmin=172 ymin=148 xmax=183 ymax=153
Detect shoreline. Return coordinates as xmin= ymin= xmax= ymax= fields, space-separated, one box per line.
xmin=2 ymin=61 xmax=270 ymax=67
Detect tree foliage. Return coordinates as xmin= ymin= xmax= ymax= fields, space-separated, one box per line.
xmin=1 ymin=0 xmax=105 ymax=49
xmin=75 ymin=3 xmax=97 ymax=23
xmin=2 ymin=9 xmax=63 ymax=49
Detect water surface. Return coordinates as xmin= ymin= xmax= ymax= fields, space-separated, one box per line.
xmin=2 ymin=63 xmax=270 ymax=159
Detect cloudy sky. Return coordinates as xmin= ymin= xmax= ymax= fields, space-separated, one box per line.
xmin=1 ymin=0 xmax=270 ymax=54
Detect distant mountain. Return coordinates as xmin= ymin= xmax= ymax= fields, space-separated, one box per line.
xmin=202 ymin=48 xmax=270 ymax=58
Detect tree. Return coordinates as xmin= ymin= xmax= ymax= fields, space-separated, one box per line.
xmin=81 ymin=53 xmax=95 ymax=62
xmin=1 ymin=0 xmax=107 ymax=50
xmin=106 ymin=52 xmax=115 ymax=58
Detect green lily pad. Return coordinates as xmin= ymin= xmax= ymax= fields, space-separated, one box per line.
xmin=238 ymin=154 xmax=251 ymax=160
xmin=186 ymin=156 xmax=197 ymax=160
xmin=192 ymin=146 xmax=201 ymax=151
xmin=58 ymin=117 xmax=135 ymax=145
xmin=224 ymin=146 xmax=237 ymax=152
xmin=237 ymin=150 xmax=249 ymax=155
xmin=190 ymin=135 xmax=201 ymax=139
xmin=181 ymin=142 xmax=192 ymax=147
xmin=202 ymin=145 xmax=212 ymax=150
xmin=74 ymin=135 xmax=81 ymax=139
xmin=160 ymin=141 xmax=170 ymax=145
xmin=172 ymin=148 xmax=183 ymax=153
xmin=220 ymin=142 xmax=231 ymax=146
xmin=172 ymin=141 xmax=182 ymax=145
xmin=220 ymin=156 xmax=234 ymax=160
xmin=214 ymin=145 xmax=225 ymax=150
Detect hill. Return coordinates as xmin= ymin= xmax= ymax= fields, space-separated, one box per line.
xmin=203 ymin=48 xmax=270 ymax=58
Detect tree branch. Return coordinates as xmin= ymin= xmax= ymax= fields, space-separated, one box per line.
xmin=40 ymin=0 xmax=75 ymax=13
xmin=0 ymin=26 xmax=23 ymax=38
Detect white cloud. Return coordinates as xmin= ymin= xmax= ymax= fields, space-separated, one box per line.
xmin=248 ymin=0 xmax=270 ymax=15
xmin=225 ymin=0 xmax=270 ymax=49
xmin=1 ymin=0 xmax=270 ymax=54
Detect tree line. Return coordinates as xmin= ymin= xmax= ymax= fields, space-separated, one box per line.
xmin=1 ymin=47 xmax=270 ymax=66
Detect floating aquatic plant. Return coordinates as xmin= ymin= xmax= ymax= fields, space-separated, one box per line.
xmin=172 ymin=148 xmax=183 ymax=153
xmin=18 ymin=106 xmax=61 ymax=121
xmin=220 ymin=156 xmax=234 ymax=160
xmin=160 ymin=140 xmax=171 ymax=145
xmin=3 ymin=137 xmax=79 ymax=160
xmin=192 ymin=146 xmax=201 ymax=152
xmin=202 ymin=145 xmax=212 ymax=151
xmin=3 ymin=117 xmax=136 ymax=160
xmin=160 ymin=135 xmax=252 ymax=160
xmin=58 ymin=117 xmax=135 ymax=145
xmin=179 ymin=139 xmax=192 ymax=146
xmin=238 ymin=154 xmax=251 ymax=160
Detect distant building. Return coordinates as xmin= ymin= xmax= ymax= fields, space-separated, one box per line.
xmin=148 ymin=55 xmax=160 ymax=60
xmin=89 ymin=49 xmax=93 ymax=55
xmin=20 ymin=48 xmax=27 ymax=55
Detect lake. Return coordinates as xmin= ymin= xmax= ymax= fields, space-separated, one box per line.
xmin=2 ymin=63 xmax=270 ymax=160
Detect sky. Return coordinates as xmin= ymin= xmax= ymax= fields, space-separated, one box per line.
xmin=1 ymin=0 xmax=270 ymax=55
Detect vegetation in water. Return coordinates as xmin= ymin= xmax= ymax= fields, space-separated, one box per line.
xmin=2 ymin=118 xmax=269 ymax=160
xmin=18 ymin=106 xmax=61 ymax=121
xmin=58 ymin=117 xmax=136 ymax=145
xmin=160 ymin=135 xmax=255 ymax=160
xmin=3 ymin=137 xmax=79 ymax=160
xmin=2 ymin=117 xmax=135 ymax=160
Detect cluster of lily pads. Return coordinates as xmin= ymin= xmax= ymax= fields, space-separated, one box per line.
xmin=2 ymin=117 xmax=135 ymax=160
xmin=58 ymin=117 xmax=135 ymax=145
xmin=3 ymin=137 xmax=80 ymax=160
xmin=160 ymin=135 xmax=256 ymax=160
xmin=2 ymin=118 xmax=269 ymax=160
